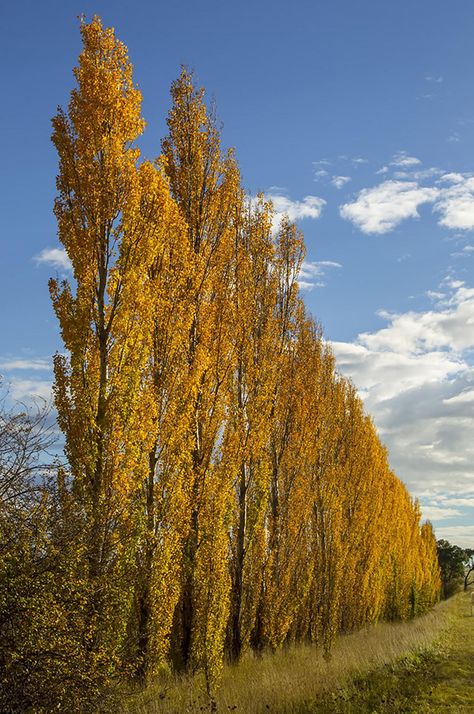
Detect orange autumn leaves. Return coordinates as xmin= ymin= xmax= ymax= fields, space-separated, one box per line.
xmin=50 ymin=16 xmax=441 ymax=693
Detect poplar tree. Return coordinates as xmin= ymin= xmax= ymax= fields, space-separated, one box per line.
xmin=50 ymin=16 xmax=158 ymax=668
xmin=124 ymin=161 xmax=191 ymax=680
xmin=43 ymin=17 xmax=442 ymax=699
xmin=258 ymin=218 xmax=305 ymax=649
xmin=161 ymin=68 xmax=241 ymax=689
xmin=226 ymin=197 xmax=279 ymax=659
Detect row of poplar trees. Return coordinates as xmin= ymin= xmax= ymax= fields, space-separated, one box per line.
xmin=7 ymin=16 xmax=441 ymax=710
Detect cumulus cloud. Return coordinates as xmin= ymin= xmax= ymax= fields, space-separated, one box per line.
xmin=268 ymin=193 xmax=326 ymax=229
xmin=339 ymin=168 xmax=474 ymax=235
xmin=434 ymin=174 xmax=474 ymax=230
xmin=361 ymin=287 xmax=474 ymax=353
xmin=331 ymin=175 xmax=351 ymax=189
xmin=332 ymin=341 xmax=463 ymax=402
xmin=340 ymin=180 xmax=439 ymax=234
xmin=34 ymin=247 xmax=72 ymax=271
xmin=438 ymin=173 xmax=465 ymax=184
xmin=330 ymin=280 xmax=474 ymax=543
xmin=298 ymin=260 xmax=342 ymax=290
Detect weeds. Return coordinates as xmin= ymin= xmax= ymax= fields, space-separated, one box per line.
xmin=121 ymin=595 xmax=468 ymax=713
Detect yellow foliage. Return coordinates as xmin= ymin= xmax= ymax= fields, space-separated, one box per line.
xmin=42 ymin=16 xmax=443 ymax=704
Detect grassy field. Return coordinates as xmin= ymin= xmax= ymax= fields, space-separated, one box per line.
xmin=123 ymin=591 xmax=473 ymax=714
xmin=314 ymin=589 xmax=474 ymax=713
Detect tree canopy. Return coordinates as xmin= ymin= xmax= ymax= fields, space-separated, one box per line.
xmin=0 ymin=17 xmax=442 ymax=712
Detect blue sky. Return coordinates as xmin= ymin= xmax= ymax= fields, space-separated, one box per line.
xmin=1 ymin=0 xmax=473 ymax=546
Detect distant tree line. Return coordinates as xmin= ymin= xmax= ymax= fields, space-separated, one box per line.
xmin=436 ymin=539 xmax=474 ymax=598
xmin=0 ymin=17 xmax=441 ymax=713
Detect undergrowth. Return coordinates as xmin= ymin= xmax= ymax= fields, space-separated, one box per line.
xmin=121 ymin=593 xmax=472 ymax=713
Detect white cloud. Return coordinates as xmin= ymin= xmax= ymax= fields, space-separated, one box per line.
xmin=34 ymin=247 xmax=72 ymax=271
xmin=298 ymin=281 xmax=320 ymax=291
xmin=421 ymin=505 xmax=462 ymax=521
xmin=436 ymin=496 xmax=474 ymax=508
xmin=359 ymin=286 xmax=474 ymax=353
xmin=298 ymin=260 xmax=341 ymax=290
xmin=339 ymin=168 xmax=474 ymax=235
xmin=0 ymin=358 xmax=51 ymax=371
xmin=0 ymin=356 xmax=54 ymax=404
xmin=373 ymin=152 xmax=441 ymax=182
xmin=331 ymin=175 xmax=351 ymax=189
xmin=391 ymin=151 xmax=422 ymax=168
xmin=434 ymin=525 xmax=474 ymax=549
xmin=314 ymin=260 xmax=342 ymax=268
xmin=444 ymin=276 xmax=463 ymax=287
xmin=438 ymin=173 xmax=465 ymax=184
xmin=425 ymin=75 xmax=443 ymax=84
xmin=9 ymin=378 xmax=53 ymax=402
xmin=434 ymin=174 xmax=474 ymax=230
xmin=451 ymin=242 xmax=474 ymax=258
xmin=426 ymin=290 xmax=445 ymax=301
xmin=330 ymin=281 xmax=474 ymax=515
xmin=443 ymin=389 xmax=474 ymax=405
xmin=332 ymin=340 xmax=463 ymax=402
xmin=393 ymin=167 xmax=441 ymax=181
xmin=312 ymin=156 xmax=367 ymax=184
xmin=268 ymin=194 xmax=326 ymax=229
xmin=340 ymin=180 xmax=439 ymax=234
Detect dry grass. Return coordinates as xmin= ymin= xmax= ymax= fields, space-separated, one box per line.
xmin=122 ymin=597 xmax=456 ymax=714
xmin=324 ymin=589 xmax=474 ymax=713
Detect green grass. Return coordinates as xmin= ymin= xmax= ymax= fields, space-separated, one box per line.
xmin=311 ymin=589 xmax=474 ymax=713
xmin=121 ymin=592 xmax=473 ymax=714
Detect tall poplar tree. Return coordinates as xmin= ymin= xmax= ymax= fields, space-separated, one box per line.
xmin=123 ymin=161 xmax=191 ymax=680
xmin=162 ymin=68 xmax=241 ymax=687
xmin=43 ymin=17 xmax=442 ymax=698
xmin=51 ymin=16 xmax=159 ymax=666
xmin=225 ymin=197 xmax=278 ymax=659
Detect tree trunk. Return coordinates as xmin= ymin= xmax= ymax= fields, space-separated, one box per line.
xmin=230 ymin=461 xmax=247 ymax=660
xmin=134 ymin=448 xmax=157 ymax=681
